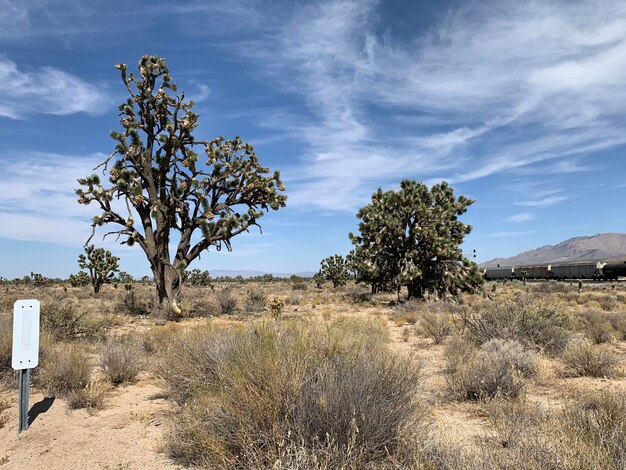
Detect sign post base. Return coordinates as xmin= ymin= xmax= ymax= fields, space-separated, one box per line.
xmin=18 ymin=369 xmax=29 ymax=433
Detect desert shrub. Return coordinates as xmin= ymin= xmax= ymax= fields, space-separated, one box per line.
xmin=160 ymin=318 xmax=424 ymax=468
xmin=471 ymin=399 xmax=606 ymax=470
xmin=418 ymin=310 xmax=453 ymax=344
xmin=0 ymin=397 xmax=9 ymax=429
xmin=562 ymin=390 xmax=626 ymax=468
xmin=445 ymin=337 xmax=536 ymax=401
xmin=39 ymin=343 xmax=92 ymax=395
xmin=343 ymin=285 xmax=372 ymax=304
xmin=185 ymin=297 xmax=215 ymax=318
xmin=576 ymin=311 xmax=616 ymax=344
xmin=41 ymin=300 xmax=109 ymax=341
xmin=244 ymin=290 xmax=267 ymax=314
xmin=101 ymin=335 xmax=143 ymax=385
xmin=600 ymin=295 xmax=618 ymax=312
xmin=460 ymin=297 xmax=571 ymax=354
xmin=291 ymin=282 xmax=308 ymax=291
xmin=215 ymin=288 xmax=238 ymax=315
xmin=284 ymin=291 xmax=302 ymax=306
xmin=67 ymin=379 xmax=109 ymax=411
xmin=0 ymin=315 xmax=12 ymax=381
xmin=561 ymin=339 xmax=620 ymax=378
xmin=114 ymin=289 xmax=150 ymax=316
xmin=606 ymin=311 xmax=626 ymax=340
xmin=532 ymin=280 xmax=570 ymax=294
xmin=142 ymin=324 xmax=181 ymax=356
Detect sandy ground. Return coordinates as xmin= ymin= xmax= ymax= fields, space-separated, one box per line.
xmin=0 ymin=380 xmax=179 ymax=470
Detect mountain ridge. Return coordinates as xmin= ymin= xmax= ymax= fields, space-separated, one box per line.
xmin=482 ymin=233 xmax=626 ymax=267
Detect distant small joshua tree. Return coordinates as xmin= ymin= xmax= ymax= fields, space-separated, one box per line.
xmin=320 ymin=255 xmax=350 ymax=288
xmin=78 ymin=245 xmax=120 ymax=294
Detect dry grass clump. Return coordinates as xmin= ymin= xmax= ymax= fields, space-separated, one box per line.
xmin=562 ymin=390 xmax=626 ymax=468
xmin=39 ymin=343 xmax=92 ymax=395
xmin=67 ymin=379 xmax=110 ymax=411
xmin=244 ymin=290 xmax=267 ymax=315
xmin=460 ymin=297 xmax=571 ymax=354
xmin=576 ymin=310 xmax=616 ymax=344
xmin=417 ymin=310 xmax=454 ymax=344
xmin=342 ymin=285 xmax=372 ymax=304
xmin=41 ymin=300 xmax=110 ymax=341
xmin=561 ymin=339 xmax=621 ymax=378
xmin=102 ymin=335 xmax=143 ymax=385
xmin=599 ymin=295 xmax=619 ymax=312
xmin=531 ymin=280 xmax=571 ymax=294
xmin=460 ymin=390 xmax=626 ymax=469
xmin=159 ymin=317 xmax=425 ymax=469
xmin=0 ymin=315 xmax=12 ymax=382
xmin=445 ymin=337 xmax=537 ymax=401
xmin=0 ymin=397 xmax=9 ymax=429
xmin=214 ymin=288 xmax=239 ymax=315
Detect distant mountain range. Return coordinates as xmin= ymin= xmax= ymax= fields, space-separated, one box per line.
xmin=209 ymin=270 xmax=315 ymax=279
xmin=482 ymin=233 xmax=626 ymax=267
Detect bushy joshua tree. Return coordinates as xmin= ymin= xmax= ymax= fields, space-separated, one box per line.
xmin=320 ymin=255 xmax=350 ymax=288
xmin=350 ymin=180 xmax=482 ymax=300
xmin=78 ymin=245 xmax=120 ymax=294
xmin=312 ymin=271 xmax=325 ymax=289
xmin=76 ymin=55 xmax=286 ymax=307
xmin=68 ymin=271 xmax=91 ymax=287
xmin=187 ymin=268 xmax=213 ymax=287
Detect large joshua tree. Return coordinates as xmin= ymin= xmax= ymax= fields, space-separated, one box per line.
xmin=349 ymin=180 xmax=482 ymax=300
xmin=76 ymin=55 xmax=287 ymax=306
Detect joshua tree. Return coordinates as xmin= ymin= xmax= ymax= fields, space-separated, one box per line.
xmin=68 ymin=271 xmax=91 ymax=287
xmin=350 ymin=180 xmax=482 ymax=300
xmin=78 ymin=245 xmax=120 ymax=294
xmin=312 ymin=271 xmax=325 ymax=289
xmin=76 ymin=55 xmax=286 ymax=306
xmin=187 ymin=268 xmax=213 ymax=287
xmin=320 ymin=255 xmax=350 ymax=288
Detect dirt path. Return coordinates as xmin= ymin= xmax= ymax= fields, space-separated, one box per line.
xmin=0 ymin=381 xmax=179 ymax=470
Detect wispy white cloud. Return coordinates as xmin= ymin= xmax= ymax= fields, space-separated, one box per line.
xmin=490 ymin=230 xmax=537 ymax=238
xmin=505 ymin=212 xmax=535 ymax=223
xmin=0 ymin=151 xmax=104 ymax=245
xmin=514 ymin=195 xmax=569 ymax=207
xmin=201 ymin=0 xmax=626 ymax=211
xmin=0 ymin=58 xmax=109 ymax=119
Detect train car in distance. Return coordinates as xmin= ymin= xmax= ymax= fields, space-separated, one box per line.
xmin=550 ymin=263 xmax=602 ymax=280
xmin=483 ymin=266 xmax=514 ymax=280
xmin=483 ymin=261 xmax=626 ymax=281
xmin=520 ymin=265 xmax=551 ymax=279
xmin=602 ymin=262 xmax=626 ymax=280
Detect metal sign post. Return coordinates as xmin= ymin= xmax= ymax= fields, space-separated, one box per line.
xmin=12 ymin=299 xmax=40 ymax=434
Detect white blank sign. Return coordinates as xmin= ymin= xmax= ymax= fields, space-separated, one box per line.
xmin=12 ymin=300 xmax=40 ymax=370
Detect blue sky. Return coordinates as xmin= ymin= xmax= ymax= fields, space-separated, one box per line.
xmin=1 ymin=0 xmax=626 ymax=278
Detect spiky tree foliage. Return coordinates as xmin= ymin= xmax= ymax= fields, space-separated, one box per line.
xmin=117 ymin=271 xmax=134 ymax=283
xmin=68 ymin=271 xmax=91 ymax=287
xmin=312 ymin=271 xmax=325 ymax=289
xmin=349 ymin=180 xmax=482 ymax=300
xmin=29 ymin=272 xmax=48 ymax=287
xmin=78 ymin=245 xmax=120 ymax=294
xmin=187 ymin=268 xmax=213 ymax=287
xmin=76 ymin=55 xmax=286 ymax=306
xmin=320 ymin=255 xmax=350 ymax=288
